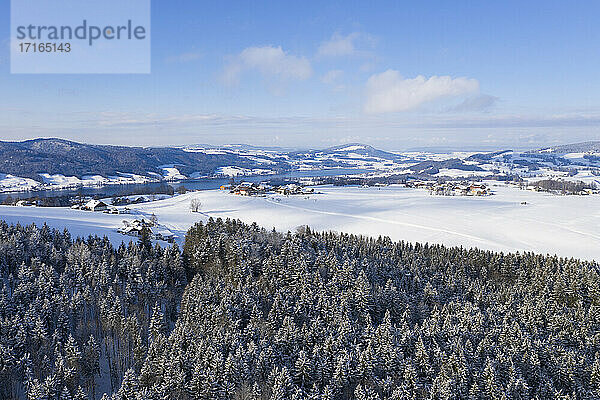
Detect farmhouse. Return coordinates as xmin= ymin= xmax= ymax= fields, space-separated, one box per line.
xmin=579 ymin=188 xmax=594 ymax=195
xmin=118 ymin=225 xmax=140 ymax=236
xmin=117 ymin=218 xmax=153 ymax=236
xmin=117 ymin=219 xmax=176 ymax=243
xmin=276 ymin=184 xmax=304 ymax=195
xmin=151 ymin=227 xmax=176 ymax=242
xmin=82 ymin=199 xmax=108 ymax=212
xmin=468 ymin=184 xmax=490 ymax=196
xmin=230 ymin=182 xmax=268 ymax=196
xmin=15 ymin=200 xmax=35 ymax=207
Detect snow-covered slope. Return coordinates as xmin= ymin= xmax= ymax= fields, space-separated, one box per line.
xmin=2 ymin=184 xmax=598 ymax=261
xmin=215 ymin=166 xmax=274 ymax=177
xmin=4 ymin=140 xmax=600 ymax=192
xmin=0 ymin=174 xmax=41 ymax=191
xmin=159 ymin=165 xmax=187 ymax=180
xmin=38 ymin=173 xmax=153 ymax=188
xmin=134 ymin=185 xmax=599 ymax=261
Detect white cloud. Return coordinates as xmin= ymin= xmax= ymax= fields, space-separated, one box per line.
xmin=5 ymin=109 xmax=600 ymax=149
xmin=364 ymin=70 xmax=480 ymax=113
xmin=321 ymin=70 xmax=345 ymax=92
xmin=321 ymin=69 xmax=344 ymax=84
xmin=318 ymin=32 xmax=362 ymax=57
xmin=223 ymin=46 xmax=312 ymax=86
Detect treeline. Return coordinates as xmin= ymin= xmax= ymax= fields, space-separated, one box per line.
xmin=0 ymin=223 xmax=186 ymax=399
xmin=1 ymin=183 xmax=177 ymax=207
xmin=293 ymin=173 xmax=522 ymax=187
xmin=530 ymin=179 xmax=593 ymax=194
xmin=2 ymin=194 xmax=77 ymax=207
xmin=0 ymin=138 xmax=284 ymax=181
xmin=2 ymin=218 xmax=600 ymax=399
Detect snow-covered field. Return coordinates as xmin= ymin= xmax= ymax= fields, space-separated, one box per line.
xmin=158 ymin=165 xmax=187 ymax=181
xmin=0 ymin=206 xmax=135 ymax=244
xmin=0 ymin=172 xmax=160 ymax=193
xmin=434 ymin=168 xmax=494 ymax=178
xmin=0 ymin=184 xmax=599 ymax=261
xmin=215 ymin=166 xmax=274 ymax=177
xmin=0 ymin=174 xmax=40 ymax=191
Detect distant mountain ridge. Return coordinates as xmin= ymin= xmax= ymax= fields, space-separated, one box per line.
xmin=291 ymin=143 xmax=403 ymax=161
xmin=0 ymin=138 xmax=284 ymax=182
xmin=536 ymin=141 xmax=600 ymax=154
xmin=2 ymin=138 xmax=599 ymax=186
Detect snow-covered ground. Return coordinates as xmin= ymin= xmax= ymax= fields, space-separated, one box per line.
xmin=0 ymin=184 xmax=599 ymax=261
xmin=2 ymin=144 xmax=599 ymax=193
xmin=0 ymin=206 xmax=137 ymax=244
xmin=158 ymin=165 xmax=187 ymax=181
xmin=215 ymin=166 xmax=274 ymax=177
xmin=434 ymin=168 xmax=494 ymax=178
xmin=0 ymin=174 xmax=41 ymax=191
xmin=31 ymin=172 xmax=155 ymax=190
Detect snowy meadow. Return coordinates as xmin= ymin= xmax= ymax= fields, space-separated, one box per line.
xmin=0 ymin=183 xmax=598 ymax=261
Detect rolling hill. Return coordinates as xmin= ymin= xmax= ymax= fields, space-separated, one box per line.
xmin=0 ymin=138 xmax=288 ymax=182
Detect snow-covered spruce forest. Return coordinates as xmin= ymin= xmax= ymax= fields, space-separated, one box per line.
xmin=2 ymin=219 xmax=600 ymax=399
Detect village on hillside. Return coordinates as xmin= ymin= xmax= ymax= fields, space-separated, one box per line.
xmin=405 ymin=180 xmax=492 ymax=196
xmin=220 ymin=179 xmax=493 ymax=197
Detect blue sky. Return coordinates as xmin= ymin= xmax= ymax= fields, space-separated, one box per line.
xmin=1 ymin=0 xmax=600 ymax=150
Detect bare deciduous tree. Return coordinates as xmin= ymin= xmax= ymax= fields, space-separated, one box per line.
xmin=190 ymin=199 xmax=202 ymax=213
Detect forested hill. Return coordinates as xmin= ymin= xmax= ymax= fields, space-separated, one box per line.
xmin=0 ymin=138 xmax=285 ymax=180
xmin=2 ymin=219 xmax=600 ymax=399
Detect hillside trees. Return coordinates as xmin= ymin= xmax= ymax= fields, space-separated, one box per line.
xmin=2 ymin=218 xmax=600 ymax=399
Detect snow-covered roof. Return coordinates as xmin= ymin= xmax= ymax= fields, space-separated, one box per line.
xmin=84 ymin=199 xmax=107 ymax=208
xmin=151 ymin=227 xmax=175 ymax=237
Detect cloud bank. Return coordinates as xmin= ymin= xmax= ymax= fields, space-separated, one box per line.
xmin=317 ymin=32 xmax=361 ymax=57
xmin=4 ymin=108 xmax=600 ymax=149
xmin=364 ymin=70 xmax=480 ymax=113
xmin=223 ymin=46 xmax=312 ymax=86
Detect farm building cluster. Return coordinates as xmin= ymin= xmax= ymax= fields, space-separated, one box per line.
xmin=221 ymin=182 xmax=315 ymax=196
xmin=117 ymin=218 xmax=176 ymax=243
xmin=405 ymin=180 xmax=492 ymax=196
xmin=70 ymin=199 xmax=132 ymax=214
xmin=520 ymin=179 xmax=599 ymax=196
xmin=523 ymin=185 xmax=597 ymax=196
